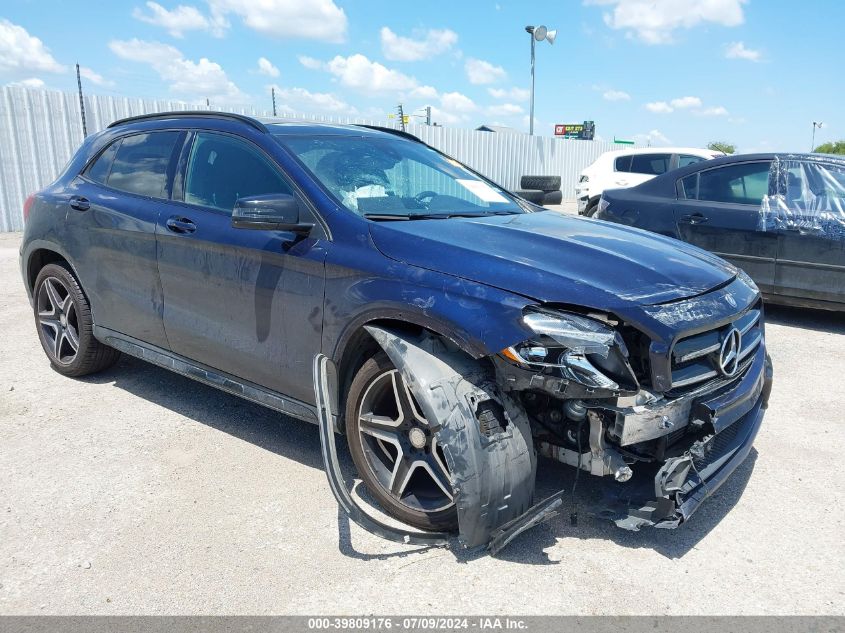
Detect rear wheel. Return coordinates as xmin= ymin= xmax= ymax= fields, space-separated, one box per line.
xmin=346 ymin=353 xmax=458 ymax=531
xmin=33 ymin=263 xmax=121 ymax=377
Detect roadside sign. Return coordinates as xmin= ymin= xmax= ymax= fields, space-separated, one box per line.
xmin=554 ymin=121 xmax=595 ymax=140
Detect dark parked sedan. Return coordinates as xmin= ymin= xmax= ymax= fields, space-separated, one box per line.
xmin=595 ymin=153 xmax=845 ymax=311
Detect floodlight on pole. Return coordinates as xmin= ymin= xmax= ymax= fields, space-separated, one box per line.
xmin=526 ymin=24 xmax=556 ymax=136
xmin=811 ymin=121 xmax=824 ymax=152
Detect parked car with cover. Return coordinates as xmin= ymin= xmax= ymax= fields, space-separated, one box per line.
xmin=595 ymin=153 xmax=845 ymax=311
xmin=20 ymin=113 xmax=773 ymax=551
xmin=576 ymin=147 xmax=723 ymax=216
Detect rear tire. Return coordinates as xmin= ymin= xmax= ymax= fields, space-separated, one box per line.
xmin=346 ymin=352 xmax=458 ymax=532
xmin=33 ymin=263 xmax=121 ymax=377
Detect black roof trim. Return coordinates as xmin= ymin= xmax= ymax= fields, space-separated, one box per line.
xmin=108 ymin=111 xmax=268 ymax=133
xmin=355 ymin=125 xmax=423 ymax=143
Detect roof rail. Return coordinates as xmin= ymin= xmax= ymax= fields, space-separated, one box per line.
xmin=108 ymin=111 xmax=268 ymax=133
xmin=355 ymin=124 xmax=423 ymax=144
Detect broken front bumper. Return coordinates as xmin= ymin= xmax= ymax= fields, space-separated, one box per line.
xmin=611 ymin=349 xmax=773 ymax=530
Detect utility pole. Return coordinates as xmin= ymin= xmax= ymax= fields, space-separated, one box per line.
xmin=397 ymin=103 xmax=406 ymax=132
xmin=75 ymin=63 xmax=87 ymax=138
xmin=272 ymin=87 xmax=277 ymax=117
xmin=811 ymin=121 xmax=823 ymax=152
xmin=425 ymin=106 xmax=431 ymax=126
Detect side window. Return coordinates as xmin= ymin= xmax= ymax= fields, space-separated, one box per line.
xmin=629 ymin=153 xmax=671 ymax=175
xmin=679 ymin=154 xmax=706 ymax=168
xmin=614 ymin=155 xmax=633 ymax=172
xmin=107 ymin=132 xmax=181 ymax=198
xmin=85 ymin=140 xmax=120 ymax=184
xmin=678 ymin=173 xmax=699 ymax=200
xmin=697 ymin=162 xmax=772 ymax=205
xmin=184 ymin=132 xmax=291 ymax=213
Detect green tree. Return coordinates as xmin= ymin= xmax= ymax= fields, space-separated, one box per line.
xmin=707 ymin=141 xmax=736 ymax=154
xmin=813 ymin=140 xmax=845 ymax=154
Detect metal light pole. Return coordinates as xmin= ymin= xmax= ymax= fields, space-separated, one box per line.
xmin=811 ymin=121 xmax=823 ymax=152
xmin=525 ymin=24 xmax=556 ymax=136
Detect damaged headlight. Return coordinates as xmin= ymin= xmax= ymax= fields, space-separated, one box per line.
xmin=502 ymin=308 xmax=635 ymax=391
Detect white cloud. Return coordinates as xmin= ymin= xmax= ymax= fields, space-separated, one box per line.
xmin=0 ymin=19 xmax=66 ymax=75
xmin=488 ymin=86 xmax=530 ymax=102
xmin=603 ymin=89 xmax=630 ymax=101
xmin=257 ymin=57 xmax=279 ymax=77
xmin=380 ymin=27 xmax=458 ymax=61
xmin=132 ymin=2 xmax=217 ymax=37
xmin=109 ymin=38 xmax=246 ymax=103
xmin=409 ymin=85 xmax=438 ymax=100
xmin=696 ymin=105 xmax=729 ymax=117
xmin=440 ymin=91 xmax=477 ymax=113
xmin=645 ymin=101 xmax=673 ymax=113
xmin=79 ymin=66 xmax=113 ymax=86
xmin=465 ymin=58 xmax=506 ymax=85
xmin=323 ymin=54 xmax=417 ymax=92
xmin=725 ymin=41 xmax=761 ymax=61
xmin=633 ymin=129 xmax=672 ymax=145
xmin=585 ymin=0 xmax=747 ymax=44
xmin=7 ymin=77 xmax=46 ymax=88
xmin=269 ymin=84 xmax=353 ymax=113
xmin=670 ymin=95 xmax=701 ymax=109
xmin=486 ymin=103 xmax=524 ymax=117
xmin=428 ymin=106 xmax=462 ymax=125
xmin=209 ymin=0 xmax=347 ymax=42
xmin=298 ymin=55 xmax=323 ymax=70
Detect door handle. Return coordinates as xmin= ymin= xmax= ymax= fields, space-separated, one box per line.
xmin=679 ymin=213 xmax=708 ymax=225
xmin=165 ymin=216 xmax=197 ymax=234
xmin=69 ymin=196 xmax=90 ymax=211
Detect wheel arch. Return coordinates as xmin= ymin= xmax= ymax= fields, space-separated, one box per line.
xmin=25 ymin=245 xmax=78 ymax=294
xmin=331 ymin=312 xmax=487 ymax=432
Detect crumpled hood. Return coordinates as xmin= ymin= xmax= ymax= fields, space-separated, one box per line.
xmin=369 ymin=211 xmax=736 ymax=308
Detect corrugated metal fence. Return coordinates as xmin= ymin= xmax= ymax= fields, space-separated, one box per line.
xmin=0 ymin=85 xmax=633 ymax=231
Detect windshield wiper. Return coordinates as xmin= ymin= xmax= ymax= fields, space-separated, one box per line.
xmin=364 ymin=211 xmax=521 ymax=221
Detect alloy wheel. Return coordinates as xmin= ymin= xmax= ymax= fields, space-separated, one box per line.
xmin=357 ymin=369 xmax=454 ymax=513
xmin=36 ymin=276 xmax=80 ymax=365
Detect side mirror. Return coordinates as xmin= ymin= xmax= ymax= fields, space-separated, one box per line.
xmin=231 ymin=194 xmax=314 ymax=235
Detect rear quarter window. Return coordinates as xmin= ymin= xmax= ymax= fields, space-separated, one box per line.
xmin=84 ymin=140 xmax=120 ymax=184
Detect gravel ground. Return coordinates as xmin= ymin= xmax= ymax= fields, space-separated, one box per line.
xmin=1 ymin=231 xmax=843 ymax=615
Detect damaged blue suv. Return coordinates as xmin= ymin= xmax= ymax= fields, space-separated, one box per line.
xmin=20 ymin=112 xmax=773 ymax=551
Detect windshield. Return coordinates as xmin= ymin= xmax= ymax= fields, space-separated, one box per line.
xmin=276 ymin=134 xmax=524 ymax=218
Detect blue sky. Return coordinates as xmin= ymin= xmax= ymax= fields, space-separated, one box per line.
xmin=1 ymin=0 xmax=841 ymax=151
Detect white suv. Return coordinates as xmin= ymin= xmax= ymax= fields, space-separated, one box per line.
xmin=576 ymin=147 xmax=723 ymax=216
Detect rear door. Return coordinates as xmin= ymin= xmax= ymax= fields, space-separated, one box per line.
xmin=612 ymin=152 xmax=672 ymax=189
xmin=672 ymin=160 xmax=778 ymax=294
xmin=772 ymin=159 xmax=845 ymax=305
xmin=156 ymin=130 xmax=328 ymax=404
xmin=64 ymin=130 xmax=183 ymax=348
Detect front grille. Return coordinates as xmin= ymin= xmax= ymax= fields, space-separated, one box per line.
xmin=668 ymin=305 xmax=762 ymax=396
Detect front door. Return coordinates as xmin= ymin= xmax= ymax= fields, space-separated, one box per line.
xmin=772 ymin=159 xmax=845 ymax=306
xmin=673 ymin=160 xmax=778 ymax=294
xmin=156 ymin=131 xmax=328 ymax=404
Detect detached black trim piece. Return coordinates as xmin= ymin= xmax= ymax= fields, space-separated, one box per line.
xmin=108 ymin=111 xmax=268 ymax=133
xmin=313 ymin=354 xmax=451 ymax=547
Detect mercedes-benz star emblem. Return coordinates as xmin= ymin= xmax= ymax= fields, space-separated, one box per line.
xmin=718 ymin=327 xmax=742 ymax=377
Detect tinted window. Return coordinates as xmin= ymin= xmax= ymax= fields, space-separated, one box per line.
xmin=679 ymin=173 xmax=698 ymax=200
xmin=85 ymin=140 xmax=119 ymax=184
xmin=107 ymin=132 xmax=181 ymax=198
xmin=679 ymin=154 xmax=706 ymax=168
xmin=184 ymin=133 xmax=291 ymax=213
xmin=629 ymin=153 xmax=671 ymax=175
xmin=614 ymin=155 xmax=633 ymax=172
xmin=697 ymin=162 xmax=771 ymax=205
